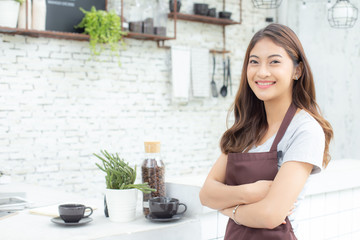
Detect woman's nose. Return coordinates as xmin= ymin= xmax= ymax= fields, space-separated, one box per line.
xmin=256 ymin=64 xmax=271 ymax=78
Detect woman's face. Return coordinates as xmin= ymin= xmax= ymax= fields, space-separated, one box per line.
xmin=247 ymin=37 xmax=298 ymax=104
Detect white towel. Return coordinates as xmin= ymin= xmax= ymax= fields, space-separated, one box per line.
xmin=171 ymin=46 xmax=191 ymax=103
xmin=191 ymin=47 xmax=210 ymax=97
xmin=32 ymin=0 xmax=46 ymax=30
xmin=18 ymin=0 xmax=32 ymax=29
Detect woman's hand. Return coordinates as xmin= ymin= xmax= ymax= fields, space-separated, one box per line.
xmin=221 ymin=203 xmax=296 ymax=226
xmin=243 ymin=180 xmax=273 ymax=204
xmin=281 ymin=204 xmax=295 ymax=224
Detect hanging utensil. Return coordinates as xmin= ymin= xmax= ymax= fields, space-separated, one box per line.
xmin=210 ymin=54 xmax=218 ymax=97
xmin=227 ymin=56 xmax=232 ymax=96
xmin=220 ymin=58 xmax=228 ymax=97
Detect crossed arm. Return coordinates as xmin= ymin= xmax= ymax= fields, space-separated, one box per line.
xmin=199 ymin=153 xmax=312 ymax=229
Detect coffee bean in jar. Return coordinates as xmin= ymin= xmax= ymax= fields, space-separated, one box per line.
xmin=142 ymin=142 xmax=165 ymax=216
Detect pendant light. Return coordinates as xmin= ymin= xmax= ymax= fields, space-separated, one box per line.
xmin=328 ymin=0 xmax=358 ymax=28
xmin=252 ymin=0 xmax=283 ymax=9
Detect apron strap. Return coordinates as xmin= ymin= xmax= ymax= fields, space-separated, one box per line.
xmin=269 ymin=102 xmax=297 ymax=152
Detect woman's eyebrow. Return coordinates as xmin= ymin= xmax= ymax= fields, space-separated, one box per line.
xmin=268 ymin=54 xmax=283 ymax=58
xmin=249 ymin=54 xmax=283 ymax=59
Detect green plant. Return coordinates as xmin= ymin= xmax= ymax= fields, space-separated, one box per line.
xmin=76 ymin=7 xmax=127 ymax=63
xmin=94 ymin=150 xmax=155 ymax=194
xmin=15 ymin=0 xmax=25 ymax=4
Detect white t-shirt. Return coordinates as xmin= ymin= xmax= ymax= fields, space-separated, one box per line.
xmin=248 ymin=109 xmax=325 ymax=236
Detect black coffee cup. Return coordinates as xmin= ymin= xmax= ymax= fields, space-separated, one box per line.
xmin=149 ymin=197 xmax=187 ymax=218
xmin=58 ymin=204 xmax=93 ymax=223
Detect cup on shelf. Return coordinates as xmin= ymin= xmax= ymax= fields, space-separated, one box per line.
xmin=149 ymin=197 xmax=187 ymax=218
xmin=58 ymin=204 xmax=93 ymax=223
xmin=218 ymin=11 xmax=232 ymax=19
xmin=194 ymin=3 xmax=209 ymax=16
xmin=207 ymin=8 xmax=216 ymax=17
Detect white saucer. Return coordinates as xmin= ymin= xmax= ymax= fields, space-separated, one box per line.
xmin=51 ymin=217 xmax=93 ymax=226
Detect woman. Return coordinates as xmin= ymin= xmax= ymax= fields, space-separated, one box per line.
xmin=199 ymin=23 xmax=333 ymax=239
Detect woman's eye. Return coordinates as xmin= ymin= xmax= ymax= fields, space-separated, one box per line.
xmin=271 ymin=60 xmax=280 ymax=64
xmin=249 ymin=59 xmax=258 ymax=64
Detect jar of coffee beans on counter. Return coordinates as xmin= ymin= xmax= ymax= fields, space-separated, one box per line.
xmin=142 ymin=141 xmax=165 ymax=216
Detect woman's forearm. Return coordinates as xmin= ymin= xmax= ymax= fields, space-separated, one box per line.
xmin=199 ymin=180 xmax=248 ymax=210
xmin=222 ymin=201 xmax=284 ymax=229
xmin=221 ymin=162 xmax=313 ymax=229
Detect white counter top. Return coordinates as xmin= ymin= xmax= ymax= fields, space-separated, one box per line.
xmin=0 ymin=183 xmax=200 ymax=240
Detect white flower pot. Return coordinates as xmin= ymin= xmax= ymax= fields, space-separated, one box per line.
xmin=105 ymin=188 xmax=138 ymax=222
xmin=0 ymin=0 xmax=20 ymax=28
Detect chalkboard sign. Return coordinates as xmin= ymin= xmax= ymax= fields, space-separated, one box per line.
xmin=46 ymin=0 xmax=106 ymax=33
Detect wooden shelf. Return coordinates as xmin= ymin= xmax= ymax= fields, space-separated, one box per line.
xmin=168 ymin=13 xmax=240 ymax=26
xmin=125 ymin=32 xmax=175 ymax=41
xmin=0 ymin=27 xmax=175 ymax=42
xmin=0 ymin=27 xmax=90 ymax=41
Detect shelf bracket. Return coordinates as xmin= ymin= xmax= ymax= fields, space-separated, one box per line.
xmin=157 ymin=40 xmax=171 ymax=49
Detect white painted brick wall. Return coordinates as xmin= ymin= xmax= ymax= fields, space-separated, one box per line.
xmin=1 ymin=0 xmax=359 ymax=202
xmin=0 ymin=1 xmax=273 ymax=196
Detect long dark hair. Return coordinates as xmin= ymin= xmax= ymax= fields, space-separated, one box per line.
xmin=220 ymin=24 xmax=333 ymax=168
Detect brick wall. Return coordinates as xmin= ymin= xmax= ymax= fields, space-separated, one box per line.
xmin=1 ymin=0 xmax=359 ymax=198
xmin=0 ymin=0 xmax=274 ymax=196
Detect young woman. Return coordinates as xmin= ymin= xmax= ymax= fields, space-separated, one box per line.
xmin=199 ymin=24 xmax=333 ymax=239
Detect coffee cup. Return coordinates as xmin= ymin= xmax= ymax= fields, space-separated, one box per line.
xmin=58 ymin=204 xmax=93 ymax=223
xmin=149 ymin=197 xmax=187 ymax=218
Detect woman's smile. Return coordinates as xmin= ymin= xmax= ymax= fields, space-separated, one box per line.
xmin=255 ymin=80 xmax=276 ymax=88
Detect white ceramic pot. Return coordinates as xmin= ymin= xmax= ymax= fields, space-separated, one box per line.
xmin=105 ymin=188 xmax=138 ymax=222
xmin=0 ymin=0 xmax=20 ymax=28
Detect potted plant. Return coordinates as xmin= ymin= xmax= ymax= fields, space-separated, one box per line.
xmin=94 ymin=150 xmax=154 ymax=222
xmin=0 ymin=0 xmax=24 ymax=28
xmin=76 ymin=6 xmax=127 ymax=65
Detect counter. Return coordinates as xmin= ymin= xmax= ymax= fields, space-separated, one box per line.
xmin=0 ymin=183 xmax=201 ymax=240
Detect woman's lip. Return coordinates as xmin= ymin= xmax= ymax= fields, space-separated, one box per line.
xmin=255 ymin=81 xmax=276 ymax=89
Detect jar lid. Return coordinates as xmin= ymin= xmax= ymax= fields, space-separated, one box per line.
xmin=144 ymin=141 xmax=161 ymax=153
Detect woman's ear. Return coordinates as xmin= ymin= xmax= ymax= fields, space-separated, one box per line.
xmin=294 ymin=62 xmax=304 ymax=80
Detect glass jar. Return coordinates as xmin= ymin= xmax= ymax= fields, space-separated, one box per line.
xmin=141 ymin=141 xmax=165 ymax=216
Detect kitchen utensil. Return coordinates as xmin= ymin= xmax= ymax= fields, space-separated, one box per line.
xmin=210 ymin=55 xmax=218 ymax=97
xmin=194 ymin=3 xmax=209 ymax=15
xmin=58 ymin=204 xmax=93 ymax=223
xmin=145 ymin=213 xmax=183 ymax=222
xmin=149 ymin=197 xmax=187 ymax=218
xmin=142 ymin=142 xmax=165 ymax=216
xmin=207 ymin=8 xmax=216 ymax=17
xmin=218 ymin=11 xmax=232 ymax=19
xmin=220 ymin=58 xmax=228 ymax=97
xmin=51 ymin=216 xmax=93 ymax=226
xmin=227 ymin=56 xmax=232 ymax=95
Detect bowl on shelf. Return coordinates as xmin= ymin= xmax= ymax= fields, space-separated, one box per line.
xmin=194 ymin=3 xmax=209 ymax=16
xmin=207 ymin=8 xmax=216 ymax=17
xmin=218 ymin=11 xmax=232 ymax=19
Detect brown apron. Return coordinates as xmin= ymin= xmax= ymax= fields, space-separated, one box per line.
xmin=224 ymin=103 xmax=298 ymax=240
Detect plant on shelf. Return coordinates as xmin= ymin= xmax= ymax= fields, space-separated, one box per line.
xmin=94 ymin=150 xmax=155 ymax=222
xmin=0 ymin=0 xmax=24 ymax=28
xmin=76 ymin=7 xmax=127 ymax=64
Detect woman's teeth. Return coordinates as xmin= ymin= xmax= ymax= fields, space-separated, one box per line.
xmin=257 ymin=82 xmax=275 ymax=85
